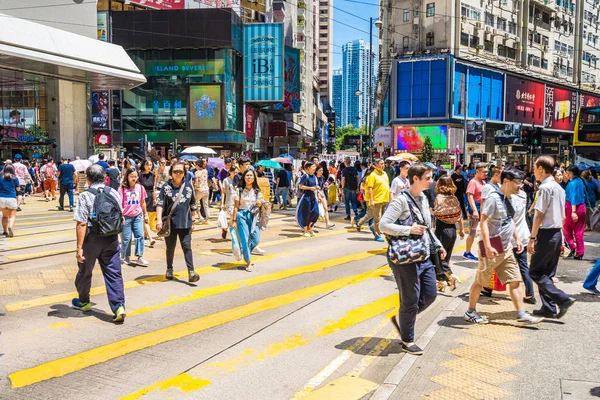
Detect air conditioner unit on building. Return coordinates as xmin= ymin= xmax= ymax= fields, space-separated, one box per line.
xmin=553 ymin=71 xmax=560 ymax=77
xmin=493 ymin=29 xmax=498 ymax=35
xmin=515 ymin=36 xmax=521 ymax=43
xmin=485 ymin=26 xmax=491 ymax=32
xmin=513 ymin=41 xmax=520 ymax=49
xmin=476 ymin=22 xmax=483 ymax=29
xmin=476 ymin=44 xmax=484 ymax=50
xmin=461 ymin=15 xmax=467 ymax=22
xmin=485 ymin=32 xmax=492 ymax=40
xmin=504 ymin=32 xmax=510 ymax=39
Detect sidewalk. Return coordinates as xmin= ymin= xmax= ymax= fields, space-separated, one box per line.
xmin=374 ymin=231 xmax=600 ymax=400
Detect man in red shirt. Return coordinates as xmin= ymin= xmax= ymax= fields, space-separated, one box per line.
xmin=463 ymin=163 xmax=487 ymax=261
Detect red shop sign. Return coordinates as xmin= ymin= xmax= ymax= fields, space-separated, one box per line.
xmin=128 ymin=0 xmax=184 ymax=9
xmin=544 ymin=86 xmax=578 ymax=131
xmin=94 ymin=132 xmax=111 ymax=146
xmin=505 ymin=75 xmax=545 ymax=126
xmin=245 ymin=105 xmax=255 ymax=140
xmin=269 ymin=121 xmax=287 ymax=137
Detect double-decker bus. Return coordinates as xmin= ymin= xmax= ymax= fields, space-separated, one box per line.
xmin=573 ymin=106 xmax=600 ymax=164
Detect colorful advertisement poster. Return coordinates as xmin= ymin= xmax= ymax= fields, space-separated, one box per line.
xmin=505 ymin=76 xmax=545 ymax=125
xmin=466 ymin=120 xmax=485 ymax=143
xmin=271 ymin=47 xmax=301 ymax=113
xmin=97 ymin=12 xmax=108 ymax=41
xmin=245 ymin=105 xmax=255 ymax=140
xmin=92 ymin=91 xmax=110 ymax=131
xmin=544 ymin=86 xmax=578 ymax=131
xmin=396 ymin=126 xmax=448 ymax=151
xmin=144 ymin=60 xmax=225 ymax=76
xmin=129 ymin=0 xmax=184 ymax=9
xmin=188 ymin=85 xmax=223 ymax=130
xmin=580 ymin=94 xmax=600 ymax=108
xmin=374 ymin=127 xmax=393 ymax=147
xmin=494 ymin=123 xmax=521 ymax=145
xmin=243 ymin=23 xmax=284 ymax=102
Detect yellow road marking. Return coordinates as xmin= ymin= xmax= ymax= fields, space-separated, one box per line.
xmin=196 ymin=229 xmax=355 ymax=256
xmin=5 ymin=249 xmax=75 ymax=261
xmin=301 ymin=376 xmax=378 ymax=400
xmin=14 ymin=218 xmax=74 ymax=226
xmin=9 ymin=266 xmax=390 ymax=388
xmin=120 ymin=374 xmax=211 ymax=400
xmin=4 ymin=249 xmax=301 ymax=312
xmin=121 ymin=295 xmax=397 ymax=399
xmin=129 ymin=248 xmax=385 ymax=316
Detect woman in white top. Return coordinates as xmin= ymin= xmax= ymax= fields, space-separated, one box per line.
xmin=219 ymin=165 xmax=239 ymax=239
xmin=229 ymin=169 xmax=264 ymax=272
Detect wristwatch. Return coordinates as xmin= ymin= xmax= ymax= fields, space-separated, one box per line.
xmin=529 ymin=236 xmax=537 ymax=241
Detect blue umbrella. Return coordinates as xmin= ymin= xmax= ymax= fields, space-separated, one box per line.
xmin=179 ymin=154 xmax=199 ymax=161
xmin=255 ymin=159 xmax=283 ymax=169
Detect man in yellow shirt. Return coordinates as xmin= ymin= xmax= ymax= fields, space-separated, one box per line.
xmin=356 ymin=158 xmax=390 ymax=242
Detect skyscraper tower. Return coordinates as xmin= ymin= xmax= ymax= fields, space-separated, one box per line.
xmin=341 ymin=39 xmax=373 ymax=127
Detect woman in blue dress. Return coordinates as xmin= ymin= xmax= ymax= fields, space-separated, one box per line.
xmin=296 ymin=162 xmax=320 ymax=237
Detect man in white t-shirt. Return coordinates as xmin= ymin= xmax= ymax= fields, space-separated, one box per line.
xmin=389 ymin=161 xmax=411 ymax=200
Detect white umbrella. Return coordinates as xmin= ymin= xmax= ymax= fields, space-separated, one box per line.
xmin=181 ymin=146 xmax=217 ymax=155
xmin=70 ymin=159 xmax=92 ymax=172
xmin=88 ymin=154 xmax=100 ymax=163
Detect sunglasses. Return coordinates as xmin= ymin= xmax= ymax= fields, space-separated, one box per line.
xmin=172 ymin=170 xmax=184 ymax=174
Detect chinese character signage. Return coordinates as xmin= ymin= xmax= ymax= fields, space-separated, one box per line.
xmin=396 ymin=126 xmax=448 ymax=151
xmin=271 ymin=47 xmax=301 ymax=113
xmin=268 ymin=121 xmax=287 ymax=137
xmin=129 ymin=0 xmax=184 ymax=9
xmin=245 ymin=105 xmax=255 ymax=140
xmin=97 ymin=12 xmax=108 ymax=41
xmin=505 ymin=75 xmax=544 ymax=125
xmin=188 ymin=84 xmax=224 ymax=130
xmin=144 ymin=60 xmax=225 ymax=76
xmin=244 ymin=23 xmax=284 ymax=102
xmin=92 ymin=91 xmax=110 ymax=131
xmin=580 ymin=93 xmax=600 ymax=108
xmin=544 ymin=86 xmax=578 ymax=131
xmin=373 ymin=126 xmax=393 ymax=146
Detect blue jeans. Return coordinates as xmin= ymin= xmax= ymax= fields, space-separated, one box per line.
xmin=513 ymin=248 xmax=535 ymax=299
xmin=343 ymin=188 xmax=358 ymax=217
xmin=59 ymin=183 xmax=74 ymax=208
xmin=584 ymin=258 xmax=600 ymax=290
xmin=121 ymin=213 xmax=144 ymax=259
xmin=237 ymin=209 xmax=260 ymax=263
xmin=276 ymin=187 xmax=289 ymax=207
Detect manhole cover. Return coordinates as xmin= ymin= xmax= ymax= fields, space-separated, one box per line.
xmin=562 ymin=379 xmax=600 ymax=399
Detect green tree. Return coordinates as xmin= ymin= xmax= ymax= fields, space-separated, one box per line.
xmin=335 ymin=124 xmax=367 ymax=152
xmin=420 ymin=136 xmax=434 ymax=163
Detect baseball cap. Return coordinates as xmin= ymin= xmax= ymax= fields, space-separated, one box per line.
xmin=4 ymin=159 xmax=12 ymax=164
xmin=14 ymin=154 xmax=22 ymax=160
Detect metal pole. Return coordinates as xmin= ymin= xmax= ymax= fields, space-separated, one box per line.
xmin=368 ymin=17 xmax=373 ymax=160
xmin=462 ymin=74 xmax=468 ymax=166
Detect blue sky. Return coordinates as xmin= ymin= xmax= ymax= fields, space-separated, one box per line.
xmin=332 ymin=0 xmax=379 ymax=70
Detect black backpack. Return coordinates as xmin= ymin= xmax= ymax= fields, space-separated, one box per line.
xmin=88 ymin=186 xmax=123 ymax=236
xmin=346 ymin=167 xmax=359 ymax=190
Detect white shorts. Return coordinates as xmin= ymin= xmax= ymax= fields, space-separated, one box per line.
xmin=0 ymin=197 xmax=17 ymax=210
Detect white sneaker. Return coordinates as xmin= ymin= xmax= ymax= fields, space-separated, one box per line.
xmin=136 ymin=257 xmax=149 ymax=266
xmin=253 ymin=246 xmax=266 ymax=254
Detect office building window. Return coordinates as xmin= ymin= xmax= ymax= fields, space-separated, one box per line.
xmin=485 ymin=12 xmax=495 ymax=26
xmin=460 ymin=32 xmax=469 ymax=46
xmin=414 ymin=6 xmax=420 ymax=16
xmin=461 ymin=4 xmax=481 ymax=21
xmin=528 ymin=54 xmax=540 ymax=67
xmin=426 ymin=32 xmax=434 ymax=46
xmin=508 ymin=21 xmax=516 ymax=34
xmin=497 ymin=17 xmax=506 ymax=31
xmin=484 ymin=39 xmax=494 ymax=52
xmin=542 ymin=58 xmax=548 ymax=69
xmin=426 ymin=3 xmax=435 ymax=17
xmin=403 ymin=36 xmax=410 ymax=50
xmin=403 ymin=9 xmax=410 ymax=21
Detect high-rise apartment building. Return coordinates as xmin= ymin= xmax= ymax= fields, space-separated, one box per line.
xmin=318 ymin=0 xmax=333 ymax=104
xmin=332 ymin=68 xmax=343 ymax=126
xmin=341 ymin=39 xmax=373 ymax=127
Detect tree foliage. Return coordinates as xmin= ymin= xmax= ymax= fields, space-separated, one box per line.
xmin=420 ymin=136 xmax=434 ymax=162
xmin=335 ymin=124 xmax=368 ymax=152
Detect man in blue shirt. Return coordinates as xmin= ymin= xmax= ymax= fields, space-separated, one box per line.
xmin=95 ymin=153 xmax=109 ymax=171
xmin=57 ymin=158 xmax=77 ymax=211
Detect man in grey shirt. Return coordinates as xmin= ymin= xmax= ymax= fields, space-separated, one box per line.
xmin=527 ymin=156 xmax=575 ymax=319
xmin=464 ymin=169 xmax=542 ymax=325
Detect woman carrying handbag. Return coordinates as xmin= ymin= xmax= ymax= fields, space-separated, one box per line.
xmin=380 ymin=163 xmax=446 ymax=356
xmin=156 ymin=162 xmax=199 ymax=282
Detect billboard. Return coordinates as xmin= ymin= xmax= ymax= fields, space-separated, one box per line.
xmin=188 ymin=84 xmax=224 ymax=130
xmin=144 ymin=60 xmax=225 ymax=76
xmin=505 ymin=75 xmax=544 ymax=126
xmin=129 ymin=0 xmax=184 ymax=9
xmin=243 ymin=23 xmax=284 ymax=102
xmin=271 ymin=47 xmax=301 ymax=113
xmin=466 ymin=120 xmax=485 ymax=143
xmin=544 ymin=86 xmax=578 ymax=131
xmin=374 ymin=126 xmax=393 ymax=146
xmin=245 ymin=105 xmax=256 ymax=140
xmin=92 ymin=91 xmax=110 ymax=131
xmin=580 ymin=94 xmax=600 ymax=108
xmin=97 ymin=12 xmax=108 ymax=41
xmin=494 ymin=123 xmax=521 ymax=145
xmin=396 ymin=126 xmax=448 ymax=151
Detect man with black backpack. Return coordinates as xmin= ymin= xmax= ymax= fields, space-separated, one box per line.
xmin=72 ymin=164 xmax=126 ymax=323
xmin=341 ymin=157 xmax=359 ymax=222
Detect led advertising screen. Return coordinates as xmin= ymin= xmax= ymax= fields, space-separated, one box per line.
xmin=188 ymin=84 xmax=223 ymax=130
xmin=505 ymin=75 xmax=544 ymax=125
xmin=243 ymin=23 xmax=284 ymax=102
xmin=544 ymin=86 xmax=578 ymax=131
xmin=466 ymin=120 xmax=485 ymax=143
xmin=396 ymin=126 xmax=448 ymax=151
xmin=580 ymin=94 xmax=600 ymax=108
xmin=271 ymin=47 xmax=301 ymax=113
xmin=92 ymin=91 xmax=110 ymax=130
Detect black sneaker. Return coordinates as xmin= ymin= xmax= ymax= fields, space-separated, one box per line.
xmin=532 ymin=308 xmax=557 ymax=319
xmin=524 ymin=297 xmax=537 ymax=305
xmin=557 ymin=297 xmax=576 ymax=319
xmin=344 ymin=215 xmax=351 ymax=221
xmin=574 ymin=255 xmax=583 ymax=260
xmin=165 ymin=269 xmax=174 ymax=280
xmin=401 ymin=343 xmax=423 ymax=356
xmin=57 ymin=207 xmax=64 ymax=211
xmin=16 ymin=207 xmax=21 ymax=212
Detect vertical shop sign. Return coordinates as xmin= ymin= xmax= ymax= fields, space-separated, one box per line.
xmin=92 ymin=91 xmax=110 ymax=130
xmin=97 ymin=12 xmax=108 ymax=41
xmin=245 ymin=105 xmax=255 ymax=140
xmin=243 ymin=23 xmax=284 ymax=102
xmin=505 ymin=75 xmax=544 ymax=125
xmin=580 ymin=93 xmax=600 ymax=108
xmin=271 ymin=47 xmax=301 ymax=112
xmin=544 ymin=86 xmax=578 ymax=131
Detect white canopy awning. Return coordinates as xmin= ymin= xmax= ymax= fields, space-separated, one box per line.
xmin=0 ymin=13 xmax=146 ymax=90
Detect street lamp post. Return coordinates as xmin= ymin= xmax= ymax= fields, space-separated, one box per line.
xmin=354 ymin=90 xmax=363 ymax=157
xmin=368 ymin=18 xmax=383 ymax=160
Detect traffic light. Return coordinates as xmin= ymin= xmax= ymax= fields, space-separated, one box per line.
xmin=521 ymin=127 xmax=532 ymax=146
xmin=532 ymin=127 xmax=543 ymax=146
xmin=169 ymin=142 xmax=175 ymax=154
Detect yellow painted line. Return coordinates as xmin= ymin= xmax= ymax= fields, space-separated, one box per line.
xmin=120 ymin=374 xmax=211 ymax=400
xmin=14 ymin=218 xmax=74 ymax=226
xmin=9 ymin=266 xmax=390 ymax=388
xmin=301 ymin=376 xmax=378 ymax=400
xmin=197 ymin=229 xmax=355 ymax=256
xmin=121 ymin=295 xmax=397 ymax=399
xmin=4 ymin=249 xmax=300 ymax=312
xmin=5 ymin=248 xmax=76 ymax=261
xmin=5 ymin=228 xmax=76 ymax=241
xmin=129 ymin=248 xmax=386 ymax=316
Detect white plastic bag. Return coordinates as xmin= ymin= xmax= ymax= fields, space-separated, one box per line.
xmin=318 ymin=202 xmax=325 ymax=219
xmin=230 ymin=227 xmax=242 ymax=261
xmin=217 ymin=209 xmax=228 ymax=228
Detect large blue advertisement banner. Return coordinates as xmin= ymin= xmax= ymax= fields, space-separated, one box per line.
xmin=396 ymin=59 xmax=447 ymax=119
xmin=244 ymin=23 xmax=284 ymax=103
xmin=271 ymin=47 xmax=301 ymax=113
